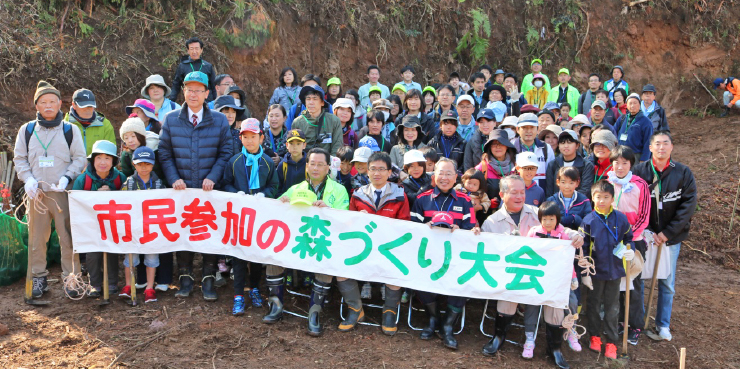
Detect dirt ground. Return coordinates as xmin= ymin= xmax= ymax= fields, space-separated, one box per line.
xmin=1 ymin=115 xmax=740 ymax=369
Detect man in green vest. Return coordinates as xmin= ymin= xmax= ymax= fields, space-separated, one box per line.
xmin=547 ymin=68 xmax=580 ymax=118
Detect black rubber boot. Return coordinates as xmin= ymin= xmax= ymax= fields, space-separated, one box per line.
xmin=441 ymin=308 xmax=461 ymax=350
xmin=337 ymin=280 xmax=364 ymax=332
xmin=201 ymin=275 xmax=218 ymax=301
xmin=420 ymin=302 xmax=441 ymax=340
xmin=546 ymin=324 xmax=570 ymax=369
xmin=482 ymin=313 xmax=515 ymax=356
xmin=307 ymin=280 xmax=331 ymax=337
xmin=720 ymin=107 xmax=730 ymax=118
xmin=174 ymin=268 xmax=193 ymax=298
xmin=381 ymin=287 xmax=402 ymax=336
xmin=262 ymin=274 xmax=285 ymax=324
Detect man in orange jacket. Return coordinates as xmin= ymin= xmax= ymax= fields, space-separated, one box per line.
xmin=714 ymin=77 xmax=740 ymax=117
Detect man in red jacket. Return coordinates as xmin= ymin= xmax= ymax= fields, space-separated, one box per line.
xmin=341 ymin=151 xmax=410 ymax=335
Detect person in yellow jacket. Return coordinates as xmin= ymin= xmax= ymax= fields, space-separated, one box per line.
xmin=547 ymin=68 xmax=580 ymax=118
xmin=524 ymin=74 xmax=549 ymax=109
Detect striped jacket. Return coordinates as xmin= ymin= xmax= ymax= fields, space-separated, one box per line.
xmin=410 ymin=187 xmax=476 ymax=230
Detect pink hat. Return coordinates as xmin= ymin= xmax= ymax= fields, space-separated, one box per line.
xmin=239 ymin=118 xmax=262 ymax=135
xmin=532 ymin=73 xmax=546 ymax=81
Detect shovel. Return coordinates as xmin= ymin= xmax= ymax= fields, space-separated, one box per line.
xmin=24 ymin=257 xmax=51 ymax=306
xmin=643 ymin=242 xmax=663 ymax=331
xmin=99 ymin=252 xmax=110 ymax=306
xmin=620 ymin=244 xmax=632 ymax=359
xmin=126 ymin=254 xmax=138 ymax=306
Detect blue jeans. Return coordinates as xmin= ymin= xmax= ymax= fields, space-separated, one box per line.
xmin=655 ymin=243 xmax=681 ymax=329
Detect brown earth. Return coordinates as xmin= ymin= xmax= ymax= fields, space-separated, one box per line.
xmin=1 ymin=115 xmax=739 ymax=369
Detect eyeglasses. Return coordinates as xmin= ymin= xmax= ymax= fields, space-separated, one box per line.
xmin=368 ymin=167 xmax=388 ymax=173
xmin=184 ymin=89 xmax=207 ymax=95
xmin=435 ymin=171 xmax=456 ymax=178
xmin=219 ymin=82 xmax=235 ymax=87
xmin=308 ymin=162 xmax=327 ymax=168
xmin=439 ymin=94 xmax=454 ymax=98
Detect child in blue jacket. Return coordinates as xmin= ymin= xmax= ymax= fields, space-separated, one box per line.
xmin=546 ymin=166 xmax=592 ymax=230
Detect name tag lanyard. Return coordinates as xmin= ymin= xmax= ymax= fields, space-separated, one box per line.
xmin=34 ymin=129 xmax=57 ymax=157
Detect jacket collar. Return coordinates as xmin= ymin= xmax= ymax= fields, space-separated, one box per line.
xmin=594 ymin=206 xmax=613 ymax=217
xmin=179 ymin=103 xmax=213 ymax=127
xmin=432 ymin=186 xmax=459 ymax=200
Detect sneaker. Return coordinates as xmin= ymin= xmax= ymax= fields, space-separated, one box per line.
xmin=401 ymin=291 xmax=409 ymax=304
xmin=144 ymin=288 xmax=157 ymax=303
xmin=109 ymin=285 xmax=119 ymax=295
xmin=218 ymin=259 xmax=229 ymax=273
xmin=646 ymin=327 xmax=672 ymax=341
xmin=214 ymin=272 xmax=227 ymax=288
xmin=65 ymin=287 xmax=81 ymax=299
xmin=567 ymin=329 xmax=582 ymax=352
xmin=361 ymin=283 xmax=372 ymax=299
xmin=285 ymin=275 xmax=293 ymax=288
xmin=155 ymin=284 xmax=169 ymax=292
xmin=135 ymin=283 xmax=147 ymax=290
xmin=31 ymin=276 xmax=49 ymax=298
xmin=627 ymin=328 xmax=641 ymax=345
xmin=589 ymin=336 xmax=602 ymax=353
xmin=522 ymin=340 xmax=535 ymax=359
xmin=88 ymin=287 xmax=101 ymax=298
xmin=381 ymin=285 xmax=386 ymax=301
xmin=119 ymin=285 xmax=132 ymax=298
xmin=249 ymin=288 xmax=264 ymax=308
xmin=233 ymin=295 xmax=246 ymax=316
xmin=604 ymin=343 xmax=617 ymax=359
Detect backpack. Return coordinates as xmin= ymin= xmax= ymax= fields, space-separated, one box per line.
xmin=83 ymin=173 xmax=122 ymax=191
xmin=24 ymin=121 xmax=74 ymax=149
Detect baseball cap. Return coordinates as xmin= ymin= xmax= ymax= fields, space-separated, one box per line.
xmin=543 ymin=102 xmax=560 ymax=111
xmin=239 ymin=118 xmax=262 ymax=135
xmin=476 ymin=108 xmax=495 ymax=121
xmin=517 ymin=113 xmax=539 ymax=127
xmin=184 ymin=71 xmax=209 ymax=87
xmin=358 ymin=137 xmax=380 ymax=152
xmin=494 ymin=69 xmax=505 ymax=75
xmin=352 ymin=146 xmax=374 ymax=162
xmin=516 ymin=151 xmax=539 ymax=168
xmin=403 ymin=149 xmax=426 ymax=167
xmin=369 ymin=86 xmax=383 ymax=95
xmin=642 ymin=84 xmax=657 ymax=93
xmin=558 ymin=129 xmax=579 ymax=142
xmin=531 ymin=58 xmax=542 ymax=66
xmin=591 ymin=100 xmax=606 ymax=110
xmin=327 ymin=77 xmax=341 ymax=86
xmin=713 ymin=77 xmax=725 ymax=89
xmin=500 ymin=116 xmax=519 ymax=129
xmin=558 ymin=68 xmax=570 ymax=76
xmin=132 ymin=146 xmax=156 ymax=165
xmin=570 ymin=114 xmax=590 ymax=126
xmin=392 ymin=83 xmax=407 ymax=93
xmin=72 ymin=89 xmax=97 ymax=108
xmin=422 ymin=86 xmax=437 ymax=96
xmin=333 ymin=98 xmax=356 ymax=113
xmin=440 ymin=109 xmax=459 ymax=122
xmin=286 ymin=129 xmax=306 ymax=143
xmin=290 ymin=188 xmax=318 ymax=206
xmin=430 ymin=212 xmax=454 ymax=228
xmin=456 ymin=94 xmax=475 ymax=106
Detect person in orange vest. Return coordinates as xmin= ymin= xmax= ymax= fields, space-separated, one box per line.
xmin=714 ymin=77 xmax=740 ymax=117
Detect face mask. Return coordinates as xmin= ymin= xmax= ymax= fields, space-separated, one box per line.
xmin=534 ymin=80 xmax=543 ymax=88
xmin=504 ymin=128 xmax=516 ymax=139
xmin=233 ymin=98 xmax=241 ymax=106
xmin=382 ymin=111 xmax=390 ymax=121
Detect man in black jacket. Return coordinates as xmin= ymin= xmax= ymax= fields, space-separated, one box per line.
xmin=170 ymin=37 xmax=217 ymax=103
xmin=632 ymin=131 xmax=697 ymax=342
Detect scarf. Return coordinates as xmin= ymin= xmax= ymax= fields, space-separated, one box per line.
xmin=70 ymin=107 xmax=97 ymax=126
xmin=487 ymin=153 xmax=513 ymax=178
xmin=607 ymin=170 xmax=635 ymax=193
xmin=640 ymin=100 xmax=656 ymax=116
xmin=242 ymin=146 xmax=264 ymax=190
xmin=457 ymin=121 xmax=475 ymax=141
xmin=36 ymin=111 xmax=63 ymax=128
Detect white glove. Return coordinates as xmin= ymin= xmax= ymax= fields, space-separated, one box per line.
xmin=581 ymin=275 xmax=594 ymax=290
xmin=508 ymin=86 xmax=522 ymax=101
xmin=237 ymin=191 xmax=245 ymax=195
xmin=50 ymin=176 xmax=69 ymax=192
xmin=24 ymin=178 xmax=39 ymax=198
xmin=253 ymin=193 xmax=265 ymax=198
xmin=623 ymin=249 xmax=635 ymax=261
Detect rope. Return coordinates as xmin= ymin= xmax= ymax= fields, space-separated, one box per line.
xmin=562 ymin=309 xmax=587 ymax=340
xmin=575 ymin=246 xmax=595 ymax=277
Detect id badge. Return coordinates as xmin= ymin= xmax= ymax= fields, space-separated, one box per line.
xmin=657 ymin=201 xmax=663 ymax=210
xmin=619 ymin=134 xmax=628 ymax=141
xmin=613 ymin=242 xmax=626 ymax=258
xmin=322 ymin=133 xmax=333 ymax=144
xmin=39 ymin=156 xmax=54 ymax=168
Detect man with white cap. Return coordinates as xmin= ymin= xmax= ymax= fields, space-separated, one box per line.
xmin=64 ymin=88 xmax=116 ymax=155
xmin=158 ymin=70 xmax=233 ymax=301
xmin=141 ymin=74 xmax=181 ymax=121
xmin=511 ymin=113 xmax=554 ymax=188
xmin=455 ymin=95 xmax=477 ymax=141
xmin=614 ymin=93 xmax=654 ymax=163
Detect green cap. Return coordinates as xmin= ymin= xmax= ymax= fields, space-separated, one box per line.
xmin=290 ymin=189 xmax=318 ymax=206
xmin=558 ymin=68 xmax=570 ymax=76
xmin=369 ymin=86 xmax=382 ymax=95
xmin=392 ymin=83 xmax=407 ymax=93
xmin=184 ymin=71 xmax=209 ymax=87
xmin=327 ymin=77 xmax=341 ymax=86
xmin=422 ymin=86 xmax=437 ymax=96
xmin=531 ymin=58 xmax=542 ymax=66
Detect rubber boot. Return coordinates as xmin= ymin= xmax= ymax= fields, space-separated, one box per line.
xmin=201 ymin=275 xmax=218 ymax=301
xmin=262 ymin=274 xmax=285 ymax=324
xmin=419 ymin=301 xmax=441 ymax=340
xmin=174 ymin=268 xmax=193 ymax=298
xmin=546 ymin=324 xmax=570 ymax=369
xmin=441 ymin=308 xmax=461 ymax=350
xmin=337 ymin=280 xmax=364 ymax=332
xmin=482 ymin=313 xmax=515 ymax=356
xmin=307 ymin=280 xmax=331 ymax=337
xmin=381 ymin=287 xmax=402 ymax=336
xmin=720 ymin=107 xmax=730 ymax=118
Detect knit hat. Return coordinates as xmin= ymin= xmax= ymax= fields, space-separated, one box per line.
xmin=119 ymin=117 xmax=147 ymax=140
xmin=589 ymin=129 xmax=618 ymax=152
xmin=34 ymin=80 xmax=61 ymax=104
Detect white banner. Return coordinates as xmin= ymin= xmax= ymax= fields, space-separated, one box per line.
xmin=69 ymin=189 xmax=575 ymax=308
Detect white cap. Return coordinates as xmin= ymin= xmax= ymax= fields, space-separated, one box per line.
xmin=500 ymin=116 xmax=519 ymax=129
xmin=456 ymin=94 xmax=475 ymax=106
xmin=516 ymin=151 xmax=539 ymax=168
xmin=333 ymin=97 xmax=355 ymax=113
xmin=352 ymin=146 xmax=374 ymax=163
xmin=570 ymin=114 xmax=590 ymax=126
xmin=403 ymin=149 xmax=426 ymax=167
xmin=517 ymin=112 xmax=539 ymax=127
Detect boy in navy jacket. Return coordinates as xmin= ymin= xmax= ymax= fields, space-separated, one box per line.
xmin=546 ymin=167 xmax=592 ymax=230
xmin=276 ymin=129 xmax=308 ymax=196
xmin=222 ymin=119 xmax=279 ymax=315
xmin=579 ymin=180 xmax=634 ymax=360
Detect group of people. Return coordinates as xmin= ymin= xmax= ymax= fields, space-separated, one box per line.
xmin=15 ymin=36 xmax=701 ymax=368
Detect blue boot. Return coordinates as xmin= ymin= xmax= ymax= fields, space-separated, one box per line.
xmin=233 ymin=295 xmax=246 ymax=316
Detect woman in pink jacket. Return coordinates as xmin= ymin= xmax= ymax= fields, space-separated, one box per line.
xmin=607 ymin=145 xmax=651 ymax=346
